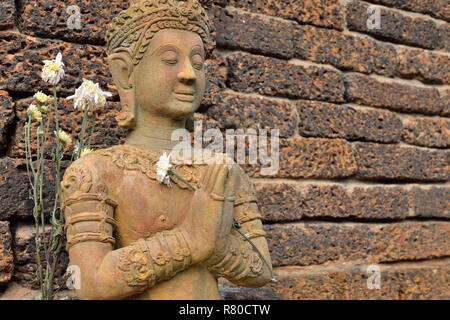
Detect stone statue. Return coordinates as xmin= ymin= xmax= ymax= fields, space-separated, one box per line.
xmin=60 ymin=0 xmax=273 ymax=300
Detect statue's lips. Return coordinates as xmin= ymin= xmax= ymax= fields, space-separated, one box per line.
xmin=174 ymin=92 xmax=195 ymax=102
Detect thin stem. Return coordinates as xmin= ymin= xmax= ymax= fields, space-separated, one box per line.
xmin=77 ymin=107 xmax=89 ymax=159
xmin=86 ymin=111 xmax=96 ymax=150
xmin=168 ymin=170 xmax=196 ymax=191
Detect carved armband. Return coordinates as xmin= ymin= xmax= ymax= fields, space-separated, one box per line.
xmin=207 ymin=235 xmax=265 ymax=283
xmin=117 ymin=230 xmax=192 ymax=290
xmin=61 ymin=164 xmax=117 ymax=251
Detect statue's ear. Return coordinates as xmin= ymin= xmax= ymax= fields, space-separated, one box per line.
xmin=108 ymin=52 xmax=136 ymax=129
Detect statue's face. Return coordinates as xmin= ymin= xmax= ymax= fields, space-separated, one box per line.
xmin=134 ymin=28 xmax=206 ymax=120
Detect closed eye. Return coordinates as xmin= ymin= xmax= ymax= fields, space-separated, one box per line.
xmin=163 ymin=59 xmax=178 ymax=65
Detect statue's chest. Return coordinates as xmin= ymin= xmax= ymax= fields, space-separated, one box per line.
xmin=112 ymin=167 xmax=201 ymax=246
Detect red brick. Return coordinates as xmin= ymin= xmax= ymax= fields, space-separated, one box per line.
xmin=219 ymin=285 xmax=282 ymax=300
xmin=244 ymin=137 xmax=356 ymax=179
xmin=411 ymin=187 xmax=450 ymax=219
xmin=344 ymin=73 xmax=443 ymax=115
xmin=440 ymin=89 xmax=450 ymax=116
xmin=255 ymin=183 xmax=411 ymax=222
xmin=354 ymin=142 xmax=450 ymax=181
xmin=227 ymin=52 xmax=345 ymax=103
xmin=212 ymin=7 xmax=294 ymax=59
xmin=439 ymin=23 xmax=450 ymax=52
xmin=0 ymin=32 xmax=117 ymax=97
xmin=255 ymin=183 xmax=302 ymax=222
xmin=229 ymin=0 xmax=344 ymax=30
xmin=402 ymin=117 xmax=450 ymax=148
xmin=364 ymin=0 xmax=450 ymax=22
xmin=0 ymin=158 xmax=30 ymax=221
xmin=17 ymin=0 xmax=130 ymax=45
xmin=8 ymin=97 xmax=127 ymax=159
xmin=0 ymin=91 xmax=15 ymax=153
xmin=200 ymin=92 xmax=297 ymax=138
xmin=266 ymin=221 xmax=450 ymax=267
xmin=268 ymin=260 xmax=450 ymax=299
xmin=0 ymin=221 xmax=13 ymax=285
xmin=13 ymin=224 xmax=69 ymax=290
xmin=0 ymin=157 xmax=70 ymax=221
xmin=346 ymin=1 xmax=441 ymax=50
xmin=295 ymin=25 xmax=397 ymax=76
xmin=0 ymin=0 xmax=15 ymax=30
xmin=397 ymin=47 xmax=450 ymax=85
xmin=297 ymin=100 xmax=402 ymax=143
xmin=202 ymin=53 xmax=228 ymax=108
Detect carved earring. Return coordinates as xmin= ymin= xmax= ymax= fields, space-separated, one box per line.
xmin=116 ymin=104 xmax=136 ymax=129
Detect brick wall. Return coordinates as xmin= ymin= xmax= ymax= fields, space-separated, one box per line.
xmin=0 ymin=0 xmax=449 ymax=299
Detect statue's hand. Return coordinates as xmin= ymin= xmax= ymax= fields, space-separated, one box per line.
xmin=180 ymin=164 xmax=236 ymax=265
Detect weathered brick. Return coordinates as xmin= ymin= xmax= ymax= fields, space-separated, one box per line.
xmin=295 ymin=25 xmax=397 ymax=76
xmin=256 ymin=183 xmax=411 ymax=222
xmin=0 ymin=0 xmax=15 ymax=30
xmin=8 ymin=98 xmax=127 ymax=159
xmin=0 ymin=91 xmax=15 ymax=153
xmin=0 ymin=158 xmax=30 ymax=221
xmin=212 ymin=7 xmax=294 ymax=59
xmin=364 ymin=0 xmax=450 ymax=22
xmin=397 ymin=47 xmax=450 ymax=85
xmin=440 ymin=89 xmax=450 ymax=116
xmin=354 ymin=142 xmax=450 ymax=181
xmin=0 ymin=221 xmax=13 ymax=285
xmin=266 ymin=221 xmax=450 ymax=267
xmin=200 ymin=92 xmax=297 ymax=138
xmin=402 ymin=117 xmax=450 ymax=148
xmin=268 ymin=260 xmax=450 ymax=299
xmin=227 ymin=52 xmax=345 ymax=103
xmin=255 ymin=183 xmax=302 ymax=222
xmin=346 ymin=1 xmax=441 ymax=50
xmin=348 ymin=186 xmax=410 ymax=220
xmin=229 ymin=0 xmax=344 ymax=30
xmin=13 ymin=224 xmax=69 ymax=290
xmin=200 ymin=0 xmax=229 ymax=8
xmin=0 ymin=157 xmax=69 ymax=221
xmin=411 ymin=187 xmax=450 ymax=219
xmin=344 ymin=73 xmax=443 ymax=115
xmin=439 ymin=23 xmax=450 ymax=52
xmin=219 ymin=285 xmax=282 ymax=300
xmin=244 ymin=137 xmax=356 ymax=178
xmin=202 ymin=53 xmax=227 ymax=108
xmin=17 ymin=0 xmax=130 ymax=44
xmin=297 ymin=100 xmax=402 ymax=143
xmin=0 ymin=31 xmax=116 ymax=97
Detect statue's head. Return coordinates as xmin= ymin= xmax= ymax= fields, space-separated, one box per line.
xmin=106 ymin=0 xmax=210 ymax=129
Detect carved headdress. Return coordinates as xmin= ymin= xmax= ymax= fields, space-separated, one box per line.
xmin=106 ymin=0 xmax=210 ymax=65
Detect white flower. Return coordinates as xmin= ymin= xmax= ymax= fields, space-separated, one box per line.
xmin=54 ymin=129 xmax=72 ymax=145
xmin=41 ymin=52 xmax=65 ymax=85
xmin=40 ymin=105 xmax=50 ymax=114
xmin=80 ymin=147 xmax=93 ymax=158
xmin=34 ymin=91 xmax=53 ymax=105
xmin=27 ymin=104 xmax=42 ymax=122
xmin=155 ymin=153 xmax=172 ymax=185
xmin=67 ymin=79 xmax=112 ymax=111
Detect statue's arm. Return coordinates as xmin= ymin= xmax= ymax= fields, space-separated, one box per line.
xmin=61 ymin=160 xmax=191 ymax=300
xmin=206 ymin=166 xmax=273 ymax=287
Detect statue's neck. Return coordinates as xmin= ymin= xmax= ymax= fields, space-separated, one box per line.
xmin=125 ymin=114 xmax=187 ymax=152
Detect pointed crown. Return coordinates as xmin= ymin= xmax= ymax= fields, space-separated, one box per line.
xmin=106 ymin=0 xmax=210 ymax=65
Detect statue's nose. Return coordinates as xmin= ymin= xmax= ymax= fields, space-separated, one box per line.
xmin=177 ymin=61 xmax=196 ymax=84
